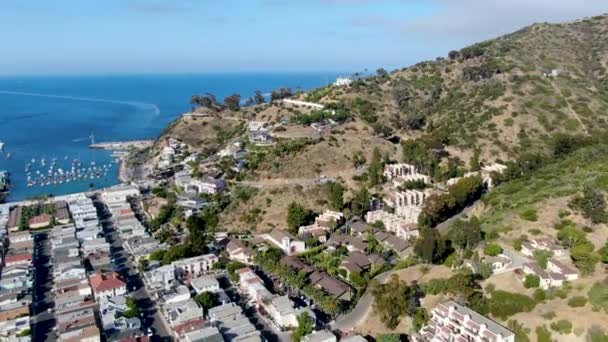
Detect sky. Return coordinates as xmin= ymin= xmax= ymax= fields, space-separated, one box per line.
xmin=0 ymin=0 xmax=606 ymax=75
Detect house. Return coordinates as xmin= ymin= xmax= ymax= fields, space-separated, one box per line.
xmin=384 ymin=163 xmax=418 ymax=180
xmin=280 ymin=256 xmax=315 ymax=276
xmin=161 ymin=285 xmax=191 ymax=305
xmin=262 ymin=230 xmax=306 ymax=255
xmin=208 ymin=303 xmax=243 ymax=322
xmin=183 ymin=326 xmax=224 ymax=342
xmin=86 ymin=251 xmax=112 ymax=271
xmin=308 ymin=271 xmax=352 ymax=301
xmin=175 ymin=171 xmax=226 ymax=195
xmin=521 ymin=238 xmax=567 ymax=257
xmin=264 ymin=295 xmax=315 ymax=328
xmin=326 ymin=234 xmax=367 ymax=254
xmin=522 ymin=260 xmax=577 ymax=289
xmin=340 ymin=251 xmax=377 ymax=277
xmin=144 ymin=264 xmax=175 ymax=290
xmin=383 ymin=191 xmax=428 ymax=225
xmin=164 ymin=298 xmax=204 ymax=327
xmin=237 ymin=268 xmax=272 ymax=304
xmin=302 ymin=330 xmax=337 ymax=342
xmin=334 ymin=77 xmax=352 ymax=87
xmin=226 ymin=239 xmax=254 ymax=264
xmin=28 ymin=213 xmax=52 ymax=229
xmin=0 ymin=315 xmax=30 ymax=338
xmin=172 ymin=254 xmax=218 ymax=281
xmin=55 ymin=201 xmax=71 ymax=224
xmin=99 ymin=295 xmax=128 ymax=330
xmin=191 ymin=275 xmax=220 ymax=294
xmin=89 ymin=271 xmax=127 ymax=300
xmin=101 ymin=184 xmax=140 ymax=206
xmin=8 ymin=231 xmax=32 ymax=246
xmin=373 ymin=231 xmax=412 ymax=256
xmin=249 ymin=130 xmax=273 ymax=145
xmin=0 ymin=295 xmax=31 ymax=322
xmin=3 ymin=253 xmax=32 ymax=267
xmin=349 ymin=220 xmax=373 ymax=237
xmin=54 ymin=277 xmax=92 ymax=297
xmin=54 ymin=266 xmax=87 ymax=283
xmin=483 ymin=255 xmax=512 ymax=272
xmin=417 ymin=300 xmax=515 ymax=342
xmin=173 ymin=318 xmax=207 ymax=341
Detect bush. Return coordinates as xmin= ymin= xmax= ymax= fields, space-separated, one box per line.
xmin=519 ymin=208 xmax=538 ymax=221
xmin=534 ymin=289 xmax=547 ymax=302
xmin=484 ymin=243 xmax=503 ymax=256
xmin=524 ymin=274 xmax=540 ymax=289
xmin=567 ymin=296 xmax=587 ymax=308
xmin=488 ymin=291 xmax=536 ymax=320
xmin=536 ymin=326 xmax=553 ymax=342
xmin=588 ymin=281 xmax=608 ymax=312
xmin=550 ymin=320 xmax=573 ymax=334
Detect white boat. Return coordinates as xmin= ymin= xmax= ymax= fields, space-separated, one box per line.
xmin=0 ymin=141 xmax=4 ymax=150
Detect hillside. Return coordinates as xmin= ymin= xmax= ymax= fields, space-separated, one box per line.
xmin=145 ymin=14 xmax=608 ymax=232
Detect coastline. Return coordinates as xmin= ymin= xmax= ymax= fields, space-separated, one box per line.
xmin=119 ymin=158 xmax=129 ymax=183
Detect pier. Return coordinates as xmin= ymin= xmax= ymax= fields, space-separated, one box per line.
xmin=89 ymin=139 xmax=154 ymax=150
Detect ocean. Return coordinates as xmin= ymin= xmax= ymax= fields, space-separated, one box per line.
xmin=0 ymin=72 xmax=344 ymax=201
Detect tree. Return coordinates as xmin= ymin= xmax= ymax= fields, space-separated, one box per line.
xmin=372 ymin=275 xmax=417 ymax=329
xmin=350 ymin=187 xmax=370 ymax=217
xmin=448 ymin=175 xmax=484 ymax=207
xmin=376 ymin=334 xmax=401 ymax=342
xmin=271 ymin=88 xmax=293 ymax=102
xmin=186 ymin=214 xmax=209 ymax=254
xmin=448 ymin=50 xmax=460 ymax=59
xmin=254 ymin=90 xmax=266 ymax=105
xmin=600 ymin=242 xmax=608 ymax=264
xmin=414 ymin=228 xmax=447 ymax=263
xmin=376 ymin=68 xmax=389 ymax=78
xmin=523 ymin=274 xmax=540 ymax=288
xmin=292 ymin=312 xmax=314 ymax=342
xmin=224 ymin=93 xmax=241 ymax=111
xmin=412 ymin=308 xmax=430 ymax=331
xmin=123 ymin=297 xmax=140 ymax=318
xmin=484 ymin=243 xmax=503 ymax=256
xmin=418 ymin=193 xmax=457 ymax=228
xmin=368 ymin=147 xmax=384 ymax=187
xmin=326 ymin=182 xmax=345 ymax=211
xmin=570 ymin=186 xmax=608 ymax=224
xmin=194 ymin=291 xmax=218 ymax=310
xmin=287 ymin=202 xmax=308 ymax=233
xmin=448 ymin=218 xmax=483 ymax=251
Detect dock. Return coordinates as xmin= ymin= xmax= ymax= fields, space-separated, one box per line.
xmin=89 ymin=139 xmax=154 ymax=151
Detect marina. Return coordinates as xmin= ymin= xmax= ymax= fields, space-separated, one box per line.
xmin=24 ymin=157 xmax=116 ymax=189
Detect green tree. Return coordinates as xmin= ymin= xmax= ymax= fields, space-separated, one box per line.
xmin=448 ymin=218 xmax=483 ymax=251
xmin=414 ymin=228 xmax=447 ymax=264
xmin=293 ymin=312 xmax=314 ymax=342
xmin=418 ymin=193 xmax=457 ymax=228
xmin=570 ymin=186 xmax=608 ymax=224
xmin=413 ymin=308 xmax=430 ymax=331
xmin=376 ymin=334 xmax=401 ymax=342
xmin=224 ymin=93 xmax=241 ymax=111
xmin=372 ymin=275 xmax=417 ymax=329
xmin=523 ymin=274 xmax=540 ymax=288
xmin=326 ymin=182 xmax=345 ymax=211
xmin=484 ymin=243 xmax=503 ymax=256
xmin=194 ymin=291 xmax=218 ymax=310
xmin=287 ymin=202 xmax=307 ymax=233
xmin=448 ymin=175 xmax=484 ymax=207
xmin=368 ymin=147 xmax=384 ymax=187
xmin=350 ymin=187 xmax=370 ymax=216
xmin=254 ymin=90 xmax=266 ymax=105
xmin=123 ymin=297 xmax=140 ymax=318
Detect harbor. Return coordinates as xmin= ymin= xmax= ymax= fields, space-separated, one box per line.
xmin=89 ymin=139 xmax=154 ymax=150
xmin=24 ymin=157 xmax=116 ymax=188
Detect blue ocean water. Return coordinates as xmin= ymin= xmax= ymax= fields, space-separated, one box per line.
xmin=0 ymin=73 xmax=344 ymax=201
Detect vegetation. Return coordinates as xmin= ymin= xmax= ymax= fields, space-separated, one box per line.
xmin=550 ymin=320 xmax=573 ymax=334
xmin=123 ymin=297 xmax=140 ymax=319
xmin=414 ymin=227 xmax=448 ymax=263
xmin=523 ymin=274 xmax=540 ymax=289
xmin=292 ymin=312 xmax=314 ymax=342
xmin=194 ymin=291 xmax=218 ymax=310
xmin=484 ymin=243 xmax=503 ymax=256
xmin=419 ymin=176 xmax=484 ymax=228
xmin=567 ymin=296 xmax=587 ymax=308
xmin=588 ymin=281 xmax=608 ymax=313
xmin=569 ymin=186 xmax=608 ymax=224
xmin=488 ymin=290 xmax=536 ymax=320
xmin=287 ymin=202 xmax=315 ymax=234
xmin=371 ymin=274 xmax=418 ymax=329
xmin=376 ymin=334 xmax=402 ymax=342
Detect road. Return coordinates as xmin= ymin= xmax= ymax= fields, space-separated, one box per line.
xmin=31 ymin=232 xmax=56 ymax=342
xmin=92 ymin=195 xmax=173 ymax=342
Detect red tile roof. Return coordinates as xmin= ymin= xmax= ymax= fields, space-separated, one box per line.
xmin=4 ymin=253 xmax=32 ymax=264
xmin=29 ymin=213 xmax=52 ymax=225
xmin=90 ymin=271 xmax=126 ymax=292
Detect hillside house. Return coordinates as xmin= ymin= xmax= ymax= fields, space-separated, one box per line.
xmin=521 ymin=238 xmax=567 ymax=257
xmin=262 ymin=230 xmax=306 ymax=255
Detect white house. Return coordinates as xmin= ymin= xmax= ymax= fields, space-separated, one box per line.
xmin=191 ymin=275 xmax=220 ymax=294
xmin=262 ymin=230 xmax=306 ymax=255
xmin=90 ymin=271 xmax=127 ymax=300
xmin=264 ymin=295 xmax=315 ymax=329
xmin=144 ymin=264 xmax=175 ymax=290
xmin=172 ymin=254 xmax=218 ymax=280
xmin=226 ymin=239 xmax=255 ymax=264
xmin=522 ymin=259 xmax=578 ymax=289
xmin=333 ymin=77 xmax=353 ymax=87
xmin=521 ymin=238 xmax=567 ymax=257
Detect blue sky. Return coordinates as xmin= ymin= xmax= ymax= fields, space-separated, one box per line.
xmin=0 ymin=0 xmax=606 ymax=75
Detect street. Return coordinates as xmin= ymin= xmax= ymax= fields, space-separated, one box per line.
xmin=92 ymin=195 xmax=173 ymax=341
xmin=31 ymin=232 xmax=56 ymax=342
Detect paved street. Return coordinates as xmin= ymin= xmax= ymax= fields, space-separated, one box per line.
xmin=92 ymin=195 xmax=173 ymax=342
xmin=31 ymin=232 xmax=57 ymax=342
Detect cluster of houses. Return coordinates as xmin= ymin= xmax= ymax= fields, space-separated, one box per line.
xmin=446 ymin=163 xmax=507 ymax=190
xmin=520 ymin=238 xmax=578 ymax=289
xmin=4 ymin=200 xmax=71 ymax=231
xmin=0 ymin=220 xmax=33 ymax=341
xmin=382 ymin=163 xmax=433 ymax=224
xmin=416 ymin=300 xmax=515 ymax=342
xmin=158 ymin=138 xmax=190 ymax=169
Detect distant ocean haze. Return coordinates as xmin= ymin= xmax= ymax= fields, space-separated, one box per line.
xmin=0 ymin=72 xmax=344 ymax=201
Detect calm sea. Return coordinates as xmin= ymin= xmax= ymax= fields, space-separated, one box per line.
xmin=0 ymin=73 xmax=344 ymax=201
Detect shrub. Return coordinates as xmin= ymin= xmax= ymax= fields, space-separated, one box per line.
xmin=550 ymin=320 xmax=573 ymax=334
xmin=488 ymin=291 xmax=536 ymax=320
xmin=524 ymin=274 xmax=540 ymax=288
xmin=536 ymin=326 xmax=553 ymax=342
xmin=588 ymin=281 xmax=608 ymax=312
xmin=519 ymin=208 xmax=539 ymax=221
xmin=534 ymin=289 xmax=547 ymax=302
xmin=484 ymin=243 xmax=503 ymax=256
xmin=567 ymin=296 xmax=587 ymax=308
